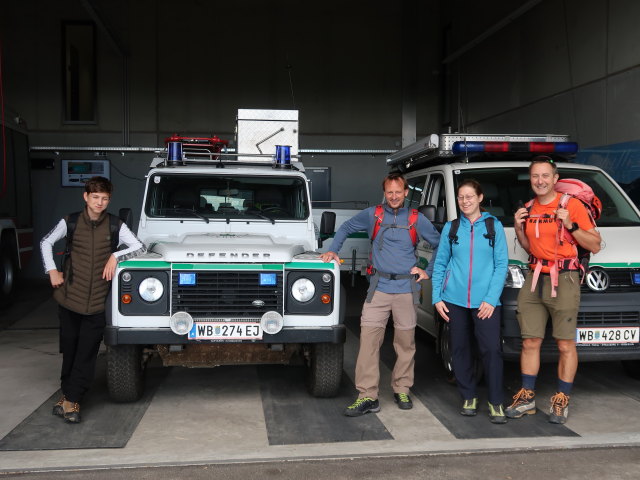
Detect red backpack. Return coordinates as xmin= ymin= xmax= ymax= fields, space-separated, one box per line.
xmin=371 ymin=205 xmax=419 ymax=245
xmin=366 ymin=205 xmax=419 ymax=275
xmin=524 ymin=178 xmax=601 ymax=296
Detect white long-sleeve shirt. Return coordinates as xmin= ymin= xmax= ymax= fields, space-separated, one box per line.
xmin=40 ymin=218 xmax=146 ymax=273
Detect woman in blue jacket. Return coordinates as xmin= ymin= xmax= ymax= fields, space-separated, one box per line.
xmin=431 ymin=179 xmax=509 ymax=424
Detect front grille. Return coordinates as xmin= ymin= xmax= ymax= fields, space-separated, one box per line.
xmin=578 ymin=311 xmax=640 ymax=326
xmin=581 ymin=268 xmax=640 ymax=293
xmin=172 ymin=270 xmax=283 ymax=318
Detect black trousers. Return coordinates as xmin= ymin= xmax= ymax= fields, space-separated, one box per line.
xmin=58 ymin=306 xmax=106 ymax=403
xmin=446 ymin=301 xmax=504 ymax=406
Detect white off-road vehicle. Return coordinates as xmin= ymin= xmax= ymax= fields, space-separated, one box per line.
xmin=105 ymin=111 xmax=344 ymax=401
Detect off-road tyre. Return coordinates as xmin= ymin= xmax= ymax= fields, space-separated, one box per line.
xmin=0 ymin=251 xmax=16 ymax=308
xmin=307 ymin=342 xmax=343 ymax=397
xmin=107 ymin=344 xmax=146 ymax=402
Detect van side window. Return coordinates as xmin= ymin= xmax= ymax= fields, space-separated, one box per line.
xmin=407 ymin=176 xmax=427 ymax=209
xmin=426 ymin=174 xmax=447 ymax=225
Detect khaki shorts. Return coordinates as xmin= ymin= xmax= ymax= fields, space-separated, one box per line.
xmin=516 ymin=271 xmax=580 ymax=340
xmin=361 ymin=291 xmax=417 ymax=331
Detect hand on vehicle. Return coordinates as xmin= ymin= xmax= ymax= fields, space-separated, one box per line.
xmin=102 ymin=254 xmax=117 ymax=281
xmin=411 ymin=266 xmax=429 ymax=282
xmin=434 ymin=301 xmax=450 ymax=322
xmin=48 ymin=270 xmax=64 ymax=288
xmin=320 ymin=251 xmax=341 ymax=264
xmin=477 ymin=301 xmax=495 ymax=320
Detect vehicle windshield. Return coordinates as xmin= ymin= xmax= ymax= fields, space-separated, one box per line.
xmin=145 ymin=173 xmax=309 ymax=221
xmin=455 ymin=166 xmax=640 ymax=227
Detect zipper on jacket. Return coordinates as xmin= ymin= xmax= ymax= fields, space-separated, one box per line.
xmin=467 ymin=221 xmax=474 ymax=308
xmin=87 ymin=220 xmax=96 ymax=312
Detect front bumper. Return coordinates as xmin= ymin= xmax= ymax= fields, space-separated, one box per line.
xmin=104 ymin=324 xmax=346 ymax=346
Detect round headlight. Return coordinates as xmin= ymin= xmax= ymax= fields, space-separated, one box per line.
xmin=261 ymin=311 xmax=284 ymax=335
xmin=322 ymin=273 xmax=332 ymax=283
xmin=138 ymin=277 xmax=164 ymax=302
xmin=291 ymin=278 xmax=315 ymax=302
xmin=170 ymin=311 xmax=193 ymax=335
xmin=122 ymin=272 xmax=132 ymax=282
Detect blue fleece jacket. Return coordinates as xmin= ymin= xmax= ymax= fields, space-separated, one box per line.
xmin=327 ymin=204 xmax=440 ymax=294
xmin=431 ymin=212 xmax=508 ymax=308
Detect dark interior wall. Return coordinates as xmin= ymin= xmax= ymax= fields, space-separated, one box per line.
xmin=0 ymin=0 xmax=442 ymax=277
xmin=441 ymin=0 xmax=640 ymax=148
xmin=1 ymin=0 xmax=442 ymax=142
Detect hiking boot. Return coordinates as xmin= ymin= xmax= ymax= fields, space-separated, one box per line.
xmin=460 ymin=398 xmax=477 ymax=416
xmin=344 ymin=397 xmax=380 ymax=417
xmin=393 ymin=393 xmax=413 ymax=410
xmin=505 ymin=388 xmax=536 ymax=418
xmin=548 ymin=392 xmax=570 ymax=424
xmin=488 ymin=403 xmax=507 ymax=424
xmin=52 ymin=396 xmax=65 ymax=417
xmin=63 ymin=400 xmax=81 ymax=424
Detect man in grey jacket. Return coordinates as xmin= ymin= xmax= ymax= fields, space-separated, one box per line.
xmin=320 ymin=173 xmax=440 ymax=416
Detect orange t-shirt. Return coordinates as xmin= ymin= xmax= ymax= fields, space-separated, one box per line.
xmin=525 ymin=193 xmax=595 ymax=272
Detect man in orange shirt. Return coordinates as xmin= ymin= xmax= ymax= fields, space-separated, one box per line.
xmin=506 ymin=156 xmax=601 ymax=424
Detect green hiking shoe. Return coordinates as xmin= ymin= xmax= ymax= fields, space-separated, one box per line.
xmin=488 ymin=403 xmax=507 ymax=424
xmin=460 ymin=398 xmax=478 ymax=416
xmin=393 ymin=393 xmax=413 ymax=410
xmin=344 ymin=397 xmax=381 ymax=417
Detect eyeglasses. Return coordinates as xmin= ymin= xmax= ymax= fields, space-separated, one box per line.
xmin=456 ymin=194 xmax=477 ymax=202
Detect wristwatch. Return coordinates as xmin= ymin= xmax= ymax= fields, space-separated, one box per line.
xmin=567 ymin=222 xmax=579 ymax=233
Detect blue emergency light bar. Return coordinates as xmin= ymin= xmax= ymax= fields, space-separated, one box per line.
xmin=451 ymin=141 xmax=579 ymax=155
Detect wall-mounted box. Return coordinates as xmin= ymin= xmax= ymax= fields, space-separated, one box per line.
xmin=61 ymin=159 xmax=110 ymax=187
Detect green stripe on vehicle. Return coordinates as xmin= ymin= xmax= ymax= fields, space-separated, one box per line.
xmin=509 ymin=259 xmax=528 ymax=266
xmin=172 ymin=264 xmax=284 ymax=270
xmin=120 ymin=261 xmax=171 ymax=268
xmin=285 ymin=262 xmax=334 ymax=269
xmin=589 ymin=262 xmax=640 ymax=268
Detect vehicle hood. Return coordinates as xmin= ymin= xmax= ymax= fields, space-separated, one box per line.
xmin=148 ymin=232 xmax=305 ymax=263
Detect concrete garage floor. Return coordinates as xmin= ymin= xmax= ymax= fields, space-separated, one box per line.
xmin=1 ymin=278 xmax=640 ymax=476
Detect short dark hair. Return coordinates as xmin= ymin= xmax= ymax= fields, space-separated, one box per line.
xmin=84 ymin=176 xmax=113 ymax=195
xmin=529 ymin=155 xmax=558 ymax=175
xmin=382 ymin=173 xmax=408 ymax=191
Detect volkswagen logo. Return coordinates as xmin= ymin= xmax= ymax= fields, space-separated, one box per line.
xmin=252 ymin=300 xmax=265 ymax=307
xmin=586 ymin=269 xmax=610 ymax=292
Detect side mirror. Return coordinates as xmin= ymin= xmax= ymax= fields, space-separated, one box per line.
xmin=318 ymin=211 xmax=336 ymax=248
xmin=119 ymin=208 xmax=133 ymax=229
xmin=418 ymin=205 xmax=436 ymax=222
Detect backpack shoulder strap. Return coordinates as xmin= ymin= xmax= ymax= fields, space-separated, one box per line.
xmin=371 ymin=205 xmax=384 ymax=243
xmin=448 ymin=218 xmax=460 ymax=247
xmin=483 ymin=216 xmax=496 ymax=247
xmin=64 ymin=211 xmax=82 ymax=252
xmin=408 ymin=208 xmax=419 ymax=246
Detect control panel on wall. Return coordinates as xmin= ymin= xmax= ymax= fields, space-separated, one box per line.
xmin=61 ymin=159 xmax=110 ymax=187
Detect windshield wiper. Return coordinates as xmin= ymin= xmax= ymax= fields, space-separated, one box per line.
xmin=158 ymin=208 xmax=210 ymax=223
xmin=245 ymin=211 xmax=276 ymax=224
